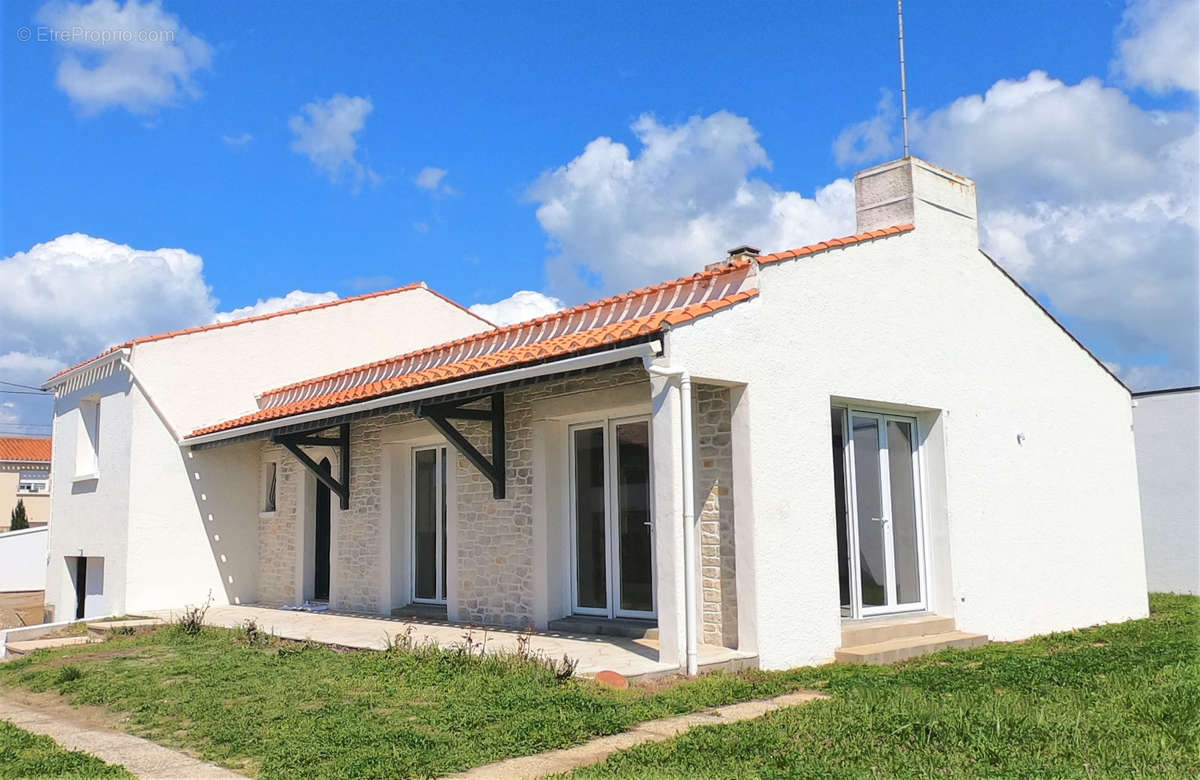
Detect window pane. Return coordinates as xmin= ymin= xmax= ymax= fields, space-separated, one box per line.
xmin=887 ymin=420 xmax=921 ymax=605
xmin=413 ymin=449 xmax=438 ymax=600
xmin=830 ymin=408 xmax=851 ymax=615
xmin=852 ymin=416 xmax=887 ymax=607
xmin=616 ymin=421 xmax=652 ymax=613
xmin=573 ymin=427 xmax=607 ymax=610
xmin=264 ymin=463 xmax=277 ymax=513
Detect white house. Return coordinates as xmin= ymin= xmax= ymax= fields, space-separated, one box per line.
xmin=43 ymin=156 xmax=1149 ymax=670
xmin=1132 ymin=386 xmax=1199 ymax=595
xmin=42 ymin=284 xmax=493 ymax=620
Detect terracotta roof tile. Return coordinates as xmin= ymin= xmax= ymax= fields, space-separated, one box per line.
xmin=0 ymin=436 xmax=51 ymax=463
xmin=185 ymin=224 xmax=912 ymax=439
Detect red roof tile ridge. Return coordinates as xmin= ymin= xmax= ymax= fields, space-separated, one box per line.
xmin=187 ymin=288 xmax=759 ymax=438
xmin=0 ymin=436 xmax=53 ymax=462
xmin=258 ymin=260 xmax=754 ymax=400
xmin=757 ymin=224 xmax=914 ymax=264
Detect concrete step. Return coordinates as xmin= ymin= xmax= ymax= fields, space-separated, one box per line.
xmin=6 ymin=636 xmax=95 ymax=656
xmin=835 ymin=630 xmax=988 ymax=665
xmin=85 ymin=618 xmax=164 ymax=636
xmin=547 ymin=616 xmax=659 ymax=640
xmin=841 ymin=614 xmax=955 ymax=647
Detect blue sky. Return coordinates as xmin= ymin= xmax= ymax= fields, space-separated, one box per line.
xmin=1 ymin=0 xmax=1197 ymax=431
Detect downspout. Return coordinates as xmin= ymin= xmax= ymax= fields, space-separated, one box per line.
xmin=118 ymin=352 xmax=181 ymax=444
xmin=644 ymin=359 xmax=699 ymax=677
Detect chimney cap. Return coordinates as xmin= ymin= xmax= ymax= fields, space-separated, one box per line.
xmin=726 ymin=244 xmax=760 ymax=257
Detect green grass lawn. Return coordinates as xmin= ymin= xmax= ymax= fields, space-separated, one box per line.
xmin=574 ymin=593 xmax=1199 ymax=778
xmin=0 ymin=721 xmax=129 ymax=778
xmin=0 ymin=624 xmax=808 ymax=778
xmin=0 ymin=596 xmax=1194 ymax=778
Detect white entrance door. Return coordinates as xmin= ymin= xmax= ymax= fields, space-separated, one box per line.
xmin=839 ymin=409 xmax=927 ymax=617
xmin=411 ymin=445 xmax=448 ymax=604
xmin=569 ymin=417 xmax=655 ymax=619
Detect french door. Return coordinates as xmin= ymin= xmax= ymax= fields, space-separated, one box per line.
xmin=570 ymin=417 xmax=655 ymax=619
xmin=836 ymin=408 xmax=927 ymax=617
xmin=412 ymin=446 xmax=448 ymax=604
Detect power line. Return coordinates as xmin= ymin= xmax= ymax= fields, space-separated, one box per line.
xmin=0 ymin=380 xmax=49 ymax=392
xmin=0 ymin=389 xmax=53 ymax=396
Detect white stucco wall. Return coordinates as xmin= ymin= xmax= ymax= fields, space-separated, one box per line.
xmin=1133 ymin=388 xmax=1200 ymax=595
xmin=0 ymin=526 xmax=48 ymax=591
xmin=130 ymin=286 xmax=493 ymax=436
xmin=45 ymin=368 xmax=134 ymax=620
xmin=666 ymin=168 xmax=1147 ymax=669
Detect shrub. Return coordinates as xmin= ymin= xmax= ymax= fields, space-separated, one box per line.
xmin=56 ymin=665 xmax=82 ymax=684
xmin=176 ymin=592 xmax=212 ymax=636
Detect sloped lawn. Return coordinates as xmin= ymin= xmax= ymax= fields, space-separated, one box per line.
xmin=574 ymin=593 xmax=1199 ymax=778
xmin=0 ymin=721 xmax=130 ymax=778
xmin=0 ymin=624 xmax=807 ymax=778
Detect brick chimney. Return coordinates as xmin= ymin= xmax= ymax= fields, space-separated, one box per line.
xmin=854 ymin=157 xmax=978 ymax=244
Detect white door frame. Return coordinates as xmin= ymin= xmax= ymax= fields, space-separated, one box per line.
xmin=839 ymin=407 xmax=929 ymax=619
xmin=410 ymin=443 xmax=448 ymax=605
xmin=567 ymin=415 xmax=656 ymax=620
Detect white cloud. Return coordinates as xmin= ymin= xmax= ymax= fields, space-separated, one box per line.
xmin=902 ymin=70 xmax=1198 ymax=386
xmin=1114 ymin=0 xmax=1199 ymax=94
xmin=415 ymin=166 xmax=447 ymax=189
xmin=469 ymin=290 xmax=564 ymax=326
xmin=36 ymin=0 xmax=212 ymax=116
xmin=527 ymin=111 xmax=855 ymax=298
xmin=289 ymin=94 xmax=379 ymax=190
xmin=222 ymin=132 xmax=254 ymax=148
xmin=834 ymin=90 xmax=899 ymax=166
xmin=0 ymin=234 xmax=338 ymax=426
xmin=211 ymin=290 xmax=339 ymax=323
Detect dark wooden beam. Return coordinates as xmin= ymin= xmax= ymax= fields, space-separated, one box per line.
xmin=418 ymin=392 xmax=505 ymax=499
xmin=273 ymin=424 xmax=351 ymax=510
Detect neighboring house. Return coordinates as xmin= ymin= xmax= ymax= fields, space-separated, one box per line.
xmin=1132 ymin=386 xmax=1200 ymax=595
xmin=42 ymin=285 xmax=493 ymax=620
xmin=0 ymin=437 xmax=52 ymax=532
xmin=43 ymin=157 xmax=1148 ymax=671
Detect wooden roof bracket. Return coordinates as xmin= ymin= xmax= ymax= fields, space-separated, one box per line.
xmin=273 ymin=423 xmax=350 ymax=510
xmin=417 ymin=391 xmax=505 ymax=499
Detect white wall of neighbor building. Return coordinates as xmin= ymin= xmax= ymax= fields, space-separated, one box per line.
xmin=45 ymin=368 xmax=134 ymax=620
xmin=130 ymin=287 xmax=493 ymax=436
xmin=0 ymin=526 xmax=48 ymax=591
xmin=1133 ymin=388 xmax=1200 ymax=595
xmin=667 ymin=158 xmax=1147 ymax=669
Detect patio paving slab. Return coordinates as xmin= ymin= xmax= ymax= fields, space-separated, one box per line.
xmin=149 ymin=604 xmax=755 ymax=679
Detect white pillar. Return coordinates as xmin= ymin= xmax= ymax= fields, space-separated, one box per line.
xmin=650 ymin=373 xmax=686 ymax=669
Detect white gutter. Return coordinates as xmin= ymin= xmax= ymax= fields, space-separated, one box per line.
xmin=643 ymin=359 xmax=699 ymax=677
xmin=119 ymin=354 xmax=181 ymax=444
xmin=186 ymin=340 xmax=663 ymax=447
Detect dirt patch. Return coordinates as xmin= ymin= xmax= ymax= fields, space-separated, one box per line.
xmin=0 ymin=685 xmax=134 ymax=733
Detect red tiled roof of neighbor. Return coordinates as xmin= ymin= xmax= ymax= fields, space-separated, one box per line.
xmin=187 ymin=225 xmax=914 ymax=439
xmin=0 ymin=436 xmax=51 ymax=463
xmin=44 ymin=282 xmax=475 ymax=384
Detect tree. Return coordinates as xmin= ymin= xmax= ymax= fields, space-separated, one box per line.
xmin=10 ymin=499 xmax=29 ymax=531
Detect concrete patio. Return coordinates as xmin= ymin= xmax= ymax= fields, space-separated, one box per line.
xmin=148 ymin=604 xmax=757 ymax=681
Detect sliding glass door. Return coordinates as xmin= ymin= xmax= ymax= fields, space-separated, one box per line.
xmin=570 ymin=417 xmax=655 ymax=619
xmin=834 ymin=408 xmax=927 ymax=617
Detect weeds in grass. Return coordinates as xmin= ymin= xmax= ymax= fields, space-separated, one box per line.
xmin=176 ymin=592 xmax=211 ymax=636
xmin=107 ymin=625 xmax=136 ymax=637
xmin=388 ymin=624 xmax=417 ymax=652
xmin=55 ymin=665 xmax=82 ymax=684
xmin=239 ymin=618 xmax=273 ymax=647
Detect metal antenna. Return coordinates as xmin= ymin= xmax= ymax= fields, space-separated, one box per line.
xmin=897 ymin=0 xmax=910 ymax=157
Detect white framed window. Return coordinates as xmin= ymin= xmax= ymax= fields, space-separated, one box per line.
xmin=261 ymin=462 xmax=278 ymax=514
xmin=74 ymin=396 xmax=100 ymax=480
xmin=18 ymin=471 xmax=49 ymax=494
